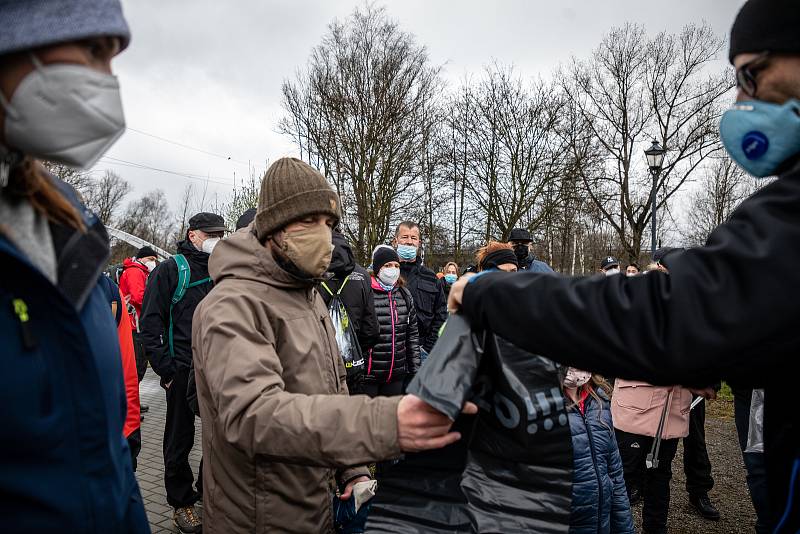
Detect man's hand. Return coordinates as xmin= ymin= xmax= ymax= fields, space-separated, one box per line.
xmin=397 ymin=394 xmax=478 ymax=452
xmin=339 ymin=476 xmax=371 ymax=501
xmin=447 ymin=273 xmax=475 ymax=314
xmin=688 ymin=386 xmax=716 ymax=400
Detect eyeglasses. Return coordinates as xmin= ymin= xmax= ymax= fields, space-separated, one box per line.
xmin=736 ymin=52 xmax=771 ymax=98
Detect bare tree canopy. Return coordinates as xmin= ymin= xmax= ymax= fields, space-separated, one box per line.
xmin=684 ymin=157 xmax=760 ymax=246
xmin=280 ymin=4 xmax=442 ymax=262
xmin=561 ymin=22 xmax=731 ymax=262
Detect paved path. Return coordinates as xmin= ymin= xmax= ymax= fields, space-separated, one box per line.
xmin=136 ymin=372 xmax=202 ymax=534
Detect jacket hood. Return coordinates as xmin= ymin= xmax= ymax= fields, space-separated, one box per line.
xmin=122 ymin=257 xmax=149 ymax=272
xmin=209 ymin=229 xmax=309 ymax=290
xmin=328 ymin=230 xmax=355 ymax=277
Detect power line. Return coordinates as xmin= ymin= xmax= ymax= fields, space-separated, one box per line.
xmin=125 ymin=126 xmax=250 ymax=166
xmin=99 ymin=155 xmax=235 ymax=187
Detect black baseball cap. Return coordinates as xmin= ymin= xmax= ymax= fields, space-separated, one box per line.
xmin=188 ymin=212 xmax=226 ymax=233
xmin=600 ymin=256 xmax=619 ymax=270
xmin=508 ymin=228 xmax=533 ymax=243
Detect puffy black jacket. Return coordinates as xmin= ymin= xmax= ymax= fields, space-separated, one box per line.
xmin=461 ymin=163 xmax=800 ymax=531
xmin=367 ymin=278 xmax=420 ymax=384
xmin=400 ymin=259 xmax=447 ymax=352
xmin=318 ymin=231 xmax=380 ymax=352
xmin=140 ymin=240 xmax=213 ymax=383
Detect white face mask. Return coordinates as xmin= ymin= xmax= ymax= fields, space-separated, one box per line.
xmin=604 ymin=267 xmax=620 ymax=276
xmin=0 ymin=54 xmax=125 ymax=169
xmin=378 ymin=266 xmax=400 ymax=287
xmin=201 ymin=237 xmax=220 ymax=255
xmin=563 ymin=367 xmax=592 ymax=389
xmin=144 ymin=260 xmax=157 ymax=272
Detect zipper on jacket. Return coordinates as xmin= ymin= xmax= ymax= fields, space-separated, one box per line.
xmin=387 ymin=291 xmax=396 ymax=384
xmin=579 ymin=402 xmax=604 ymax=533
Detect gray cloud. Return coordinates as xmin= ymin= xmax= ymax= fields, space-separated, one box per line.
xmin=96 ymin=0 xmax=745 ymax=217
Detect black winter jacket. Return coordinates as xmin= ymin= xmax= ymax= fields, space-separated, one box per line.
xmin=461 ymin=164 xmax=800 ymax=531
xmin=367 ymin=278 xmax=421 ymax=384
xmin=318 ymin=231 xmax=380 ymax=352
xmin=400 ymin=259 xmax=447 ymax=352
xmin=140 ymin=240 xmax=213 ymax=383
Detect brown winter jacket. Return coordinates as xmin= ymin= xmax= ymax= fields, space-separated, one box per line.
xmin=191 ymin=228 xmax=403 ymax=533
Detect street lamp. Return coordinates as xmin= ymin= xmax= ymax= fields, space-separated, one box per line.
xmin=644 ymin=140 xmax=666 ymax=257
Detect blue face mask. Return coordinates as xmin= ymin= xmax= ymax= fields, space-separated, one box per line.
xmin=396 ymin=244 xmax=417 ymax=261
xmin=720 ymin=98 xmax=800 ymax=178
xmin=444 ymin=273 xmax=458 ymax=284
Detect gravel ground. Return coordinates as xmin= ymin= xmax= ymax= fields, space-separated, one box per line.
xmin=631 ymin=398 xmax=758 ymax=533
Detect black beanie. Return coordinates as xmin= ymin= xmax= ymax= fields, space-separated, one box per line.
xmin=136 ymin=246 xmax=157 ymax=259
xmin=235 ymin=208 xmax=256 ymax=230
xmin=729 ymin=0 xmax=800 ymax=63
xmin=373 ymin=246 xmax=400 ymax=274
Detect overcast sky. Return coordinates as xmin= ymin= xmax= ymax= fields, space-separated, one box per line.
xmin=96 ymin=0 xmax=746 ymax=216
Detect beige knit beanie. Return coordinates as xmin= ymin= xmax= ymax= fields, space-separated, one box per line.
xmin=255 ymin=158 xmax=341 ymax=240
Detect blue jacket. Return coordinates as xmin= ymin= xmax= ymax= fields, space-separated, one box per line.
xmin=0 ymin=181 xmax=149 ymax=533
xmin=568 ymin=389 xmax=633 ymax=534
xmin=521 ymin=255 xmax=555 ymax=273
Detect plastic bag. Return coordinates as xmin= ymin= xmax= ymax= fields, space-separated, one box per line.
xmin=379 ymin=316 xmax=572 ymax=534
xmin=367 ymin=315 xmax=476 ymax=533
xmin=462 ymin=331 xmax=572 ymax=533
xmin=328 ymin=294 xmax=365 ymax=377
xmin=745 ymin=388 xmax=765 ymax=453
xmin=334 ymin=480 xmax=378 ymax=534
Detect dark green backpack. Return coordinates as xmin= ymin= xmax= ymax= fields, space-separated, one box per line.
xmin=168 ymin=254 xmax=212 ymax=357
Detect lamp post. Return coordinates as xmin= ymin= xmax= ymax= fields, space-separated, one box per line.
xmin=644 ymin=140 xmax=666 ymax=257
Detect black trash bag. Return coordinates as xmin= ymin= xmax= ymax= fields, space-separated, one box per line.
xmin=395 ymin=315 xmax=572 ymax=534
xmin=367 ymin=315 xmax=477 ymax=533
xmin=462 ymin=333 xmax=572 ymax=534
xmin=328 ymin=293 xmax=365 ymax=377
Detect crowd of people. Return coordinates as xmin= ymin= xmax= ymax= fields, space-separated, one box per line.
xmin=1 ymin=0 xmax=799 ymax=533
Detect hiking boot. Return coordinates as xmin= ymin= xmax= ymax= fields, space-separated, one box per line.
xmin=689 ymin=494 xmax=720 ymax=521
xmin=173 ymin=505 xmax=202 ymax=533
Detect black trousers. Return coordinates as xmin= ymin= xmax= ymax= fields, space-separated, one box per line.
xmin=732 ymin=387 xmax=771 ymax=534
xmin=683 ymin=397 xmax=714 ymax=497
xmin=163 ymin=366 xmax=202 ymax=509
xmin=127 ymin=428 xmax=141 ymax=472
xmin=616 ymin=429 xmax=679 ymax=534
xmin=363 ymin=380 xmax=405 ymax=398
xmin=132 ymin=331 xmax=147 ymax=383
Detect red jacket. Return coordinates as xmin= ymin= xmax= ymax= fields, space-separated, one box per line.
xmin=119 ymin=258 xmax=149 ymax=332
xmin=113 ymin=288 xmax=141 ymax=438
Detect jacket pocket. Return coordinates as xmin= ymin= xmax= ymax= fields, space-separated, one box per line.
xmin=414 ymin=280 xmax=438 ymax=315
xmin=613 ymin=382 xmax=662 ymax=412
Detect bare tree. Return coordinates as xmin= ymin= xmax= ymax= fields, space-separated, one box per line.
xmin=684 ymin=157 xmax=759 ymax=246
xmin=117 ymin=189 xmax=175 ymax=251
xmin=41 ymin=161 xmax=94 ymax=199
xmin=457 ymin=65 xmax=565 ymax=241
xmin=280 ymin=3 xmax=442 ymax=262
xmin=84 ymin=170 xmax=132 ymax=225
xmin=562 ymin=23 xmax=731 ymax=262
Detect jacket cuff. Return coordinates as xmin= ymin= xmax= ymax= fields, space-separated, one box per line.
xmin=337 ymin=466 xmax=371 ymax=488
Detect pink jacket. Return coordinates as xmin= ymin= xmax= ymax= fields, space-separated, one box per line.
xmin=611 ymin=379 xmax=692 ymax=439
